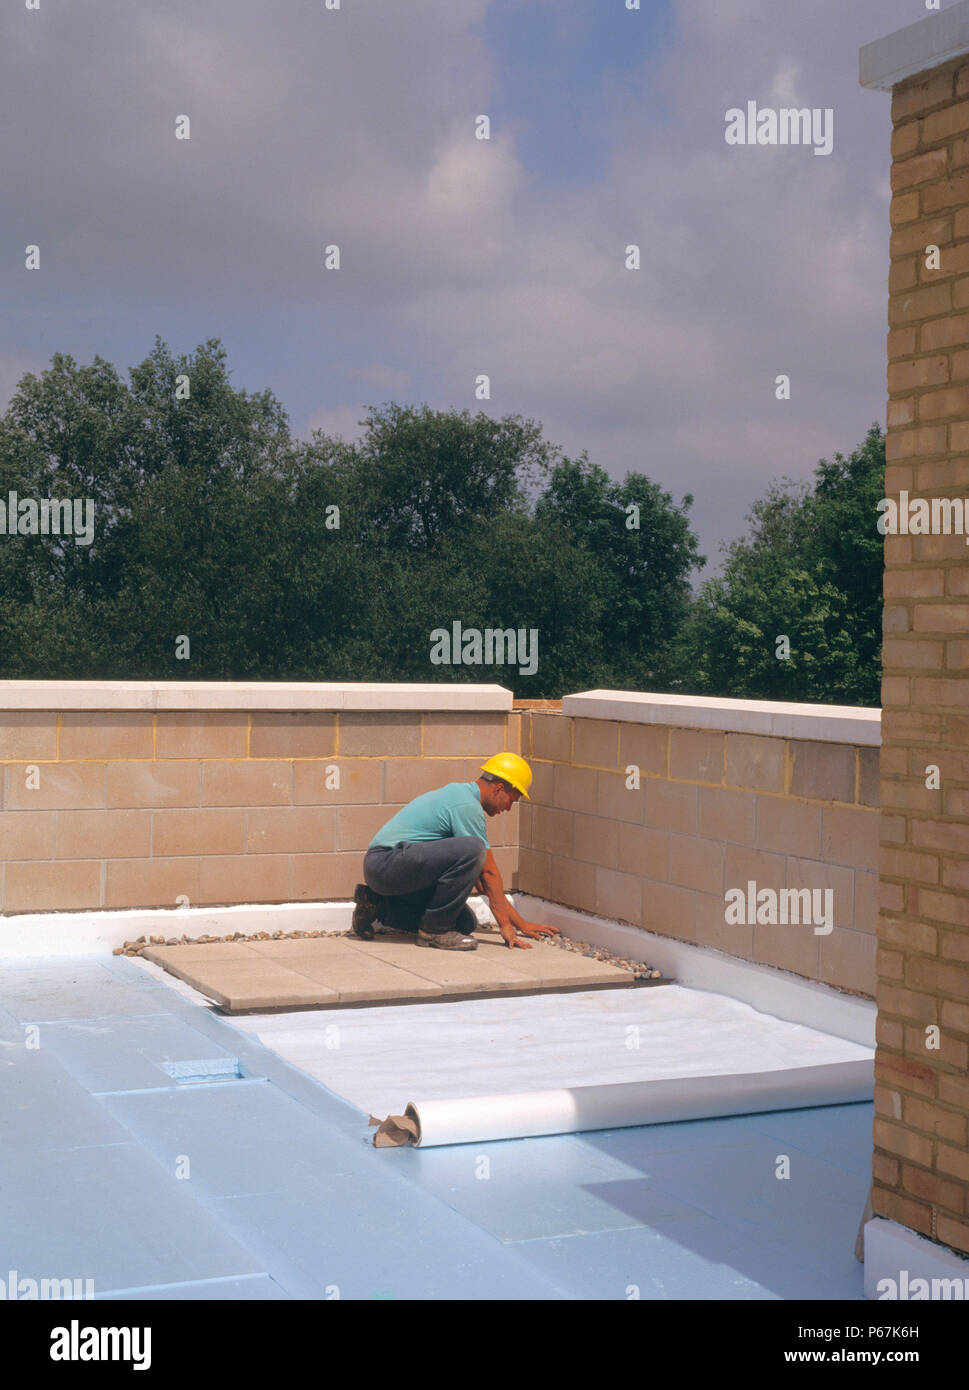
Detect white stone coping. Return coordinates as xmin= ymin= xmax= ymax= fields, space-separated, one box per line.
xmin=860 ymin=0 xmax=969 ymax=91
xmin=561 ymin=691 xmax=881 ymax=746
xmin=0 ymin=681 xmax=513 ymax=713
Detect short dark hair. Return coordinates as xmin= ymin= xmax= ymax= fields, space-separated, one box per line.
xmin=480 ymin=771 xmax=513 ymax=792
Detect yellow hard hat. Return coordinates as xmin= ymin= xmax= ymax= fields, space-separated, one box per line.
xmin=480 ymin=752 xmax=532 ymax=799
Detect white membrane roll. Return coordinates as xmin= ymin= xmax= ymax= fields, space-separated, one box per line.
xmin=402 ymin=1058 xmax=874 ymax=1147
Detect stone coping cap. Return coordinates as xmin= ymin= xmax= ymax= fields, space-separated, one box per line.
xmin=561 ymin=691 xmax=880 ymax=746
xmin=0 ymin=681 xmax=513 ymax=712
xmin=860 ymin=0 xmax=969 ymax=91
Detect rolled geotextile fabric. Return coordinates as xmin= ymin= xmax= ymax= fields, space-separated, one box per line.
xmin=401 ymin=1058 xmax=874 ymax=1147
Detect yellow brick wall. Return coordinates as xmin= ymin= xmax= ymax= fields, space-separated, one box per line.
xmin=878 ymin=56 xmax=969 ymax=1256
xmin=0 ymin=710 xmax=520 ymax=914
xmin=517 ymin=712 xmax=879 ymax=997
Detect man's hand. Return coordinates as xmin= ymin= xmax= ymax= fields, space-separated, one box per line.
xmin=499 ymin=920 xmax=558 ymax=948
xmin=499 ymin=924 xmax=532 ymax=950
xmin=515 ymin=920 xmax=559 ymax=939
xmin=477 ymin=851 xmax=558 ymax=947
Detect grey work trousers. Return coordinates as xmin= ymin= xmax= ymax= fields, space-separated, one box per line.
xmin=362 ymin=836 xmax=487 ymax=935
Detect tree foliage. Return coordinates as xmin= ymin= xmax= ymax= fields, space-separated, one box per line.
xmin=0 ymin=339 xmax=703 ymax=696
xmin=675 ymin=424 xmax=884 ymax=706
xmin=0 ymin=340 xmax=883 ymax=701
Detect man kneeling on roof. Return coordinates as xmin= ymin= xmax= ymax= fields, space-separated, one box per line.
xmin=352 ymin=753 xmax=559 ymax=952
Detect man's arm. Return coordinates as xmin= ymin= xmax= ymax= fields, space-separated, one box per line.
xmin=477 ymin=849 xmax=558 ymax=949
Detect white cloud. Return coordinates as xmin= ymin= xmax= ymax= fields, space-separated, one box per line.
xmin=0 ymin=0 xmax=912 ymax=563
xmin=769 ymin=62 xmax=803 ymax=107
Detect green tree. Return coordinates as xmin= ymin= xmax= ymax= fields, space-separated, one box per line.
xmin=679 ymin=425 xmax=884 ymax=705
xmin=0 ymin=338 xmax=298 ymax=677
xmin=0 ymin=339 xmax=706 ymax=694
xmin=535 ymin=455 xmax=704 ymax=690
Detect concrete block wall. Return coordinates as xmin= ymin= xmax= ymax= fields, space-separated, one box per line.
xmin=0 ymin=685 xmax=519 ymax=915
xmin=517 ymin=699 xmax=880 ymax=997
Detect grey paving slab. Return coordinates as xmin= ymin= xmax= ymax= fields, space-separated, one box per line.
xmin=273 ymin=954 xmax=444 ymax=1003
xmin=0 ymin=1143 xmax=264 ymax=1293
xmin=352 ymin=937 xmax=539 ymax=994
xmin=245 ymin=938 xmax=370 ymax=961
xmin=145 ymin=939 xmax=440 ymax=1007
xmin=152 ymin=959 xmax=340 ymax=1010
xmin=482 ymin=940 xmax=633 ymax=984
xmin=249 ymin=936 xmax=449 ymax=1000
xmin=39 ymin=1015 xmax=239 ymax=1094
xmin=143 ymin=933 xmax=633 ymax=1011
xmin=316 ymin=933 xmax=630 ymax=989
xmin=143 ymin=942 xmax=264 ymax=965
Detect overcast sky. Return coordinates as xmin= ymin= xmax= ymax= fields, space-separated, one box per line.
xmin=1 ymin=0 xmax=922 ymax=573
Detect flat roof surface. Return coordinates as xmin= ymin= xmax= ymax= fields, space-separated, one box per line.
xmin=1 ymin=956 xmax=870 ymax=1300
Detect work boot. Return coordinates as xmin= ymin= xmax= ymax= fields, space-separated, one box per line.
xmin=416 ymin=928 xmax=478 ymax=951
xmin=351 ymin=883 xmax=380 ymax=940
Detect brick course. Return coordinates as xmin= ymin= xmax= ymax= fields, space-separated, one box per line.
xmin=878 ymin=54 xmax=969 ymax=1255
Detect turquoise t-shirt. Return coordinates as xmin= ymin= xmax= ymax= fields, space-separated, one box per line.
xmin=368 ymin=781 xmax=489 ymax=850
